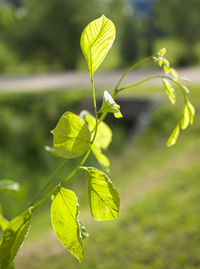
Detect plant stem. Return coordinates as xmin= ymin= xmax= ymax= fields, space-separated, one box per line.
xmin=32 ymin=75 xmax=100 ymax=212
xmin=113 ymin=55 xmax=153 ymax=98
xmin=29 ymin=159 xmax=68 ymax=207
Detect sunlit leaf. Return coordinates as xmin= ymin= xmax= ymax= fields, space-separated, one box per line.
xmin=0 ymin=209 xmax=32 ymax=269
xmin=158 ymin=58 xmax=163 ymax=66
xmin=83 ymin=111 xmax=112 ymax=169
xmin=80 ymin=15 xmax=115 ymax=76
xmin=162 ymin=79 xmax=176 ymax=104
xmin=51 ymin=112 xmax=91 ymax=159
xmin=45 ymin=145 xmax=60 ymax=157
xmin=0 ymin=180 xmax=24 ymax=200
xmin=162 ymin=58 xmax=169 ymax=67
xmin=180 ymin=84 xmax=190 ymax=94
xmin=51 ymin=188 xmax=84 ymax=263
xmin=0 ymin=215 xmax=9 ymax=232
xmin=180 ymin=104 xmax=190 ymax=130
xmin=186 ymin=100 xmax=195 ymax=125
xmin=82 ymin=167 xmax=120 ymax=221
xmin=84 ymin=111 xmax=112 ymax=151
xmin=163 ymin=65 xmax=170 ymax=74
xmin=167 ymin=124 xmax=180 ymax=147
xmin=0 ymin=205 xmax=9 ymax=231
xmin=99 ymin=91 xmax=122 ymax=118
xmin=169 ymin=68 xmax=178 ymax=82
xmin=77 ymin=221 xmax=89 ymax=240
xmin=91 ymin=145 xmax=110 ymax=170
xmin=158 ymin=48 xmax=166 ymax=56
xmin=180 ymin=77 xmax=191 ymax=82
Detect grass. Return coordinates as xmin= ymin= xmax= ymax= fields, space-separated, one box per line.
xmin=16 ymin=110 xmax=200 ymax=269
xmin=0 ymin=80 xmax=199 ymax=268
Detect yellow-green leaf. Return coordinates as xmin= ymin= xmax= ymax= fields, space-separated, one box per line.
xmin=0 ymin=180 xmax=25 ymax=200
xmin=84 ymin=111 xmax=112 ymax=150
xmin=0 ymin=205 xmax=9 ymax=231
xmin=80 ymin=15 xmax=116 ymax=76
xmin=158 ymin=48 xmax=166 ymax=56
xmin=186 ymin=100 xmax=195 ymax=125
xmin=51 ymin=112 xmax=91 ymax=159
xmin=167 ymin=124 xmax=180 ymax=147
xmin=91 ymin=145 xmax=110 ymax=170
xmin=163 ymin=65 xmax=170 ymax=74
xmin=169 ymin=68 xmax=178 ymax=82
xmin=162 ymin=79 xmax=176 ymax=104
xmin=45 ymin=145 xmax=61 ymax=157
xmin=83 ymin=111 xmax=112 ymax=169
xmin=83 ymin=167 xmax=120 ymax=221
xmin=99 ymin=91 xmax=122 ymax=118
xmin=51 ymin=188 xmax=84 ymax=263
xmin=180 ymin=104 xmax=190 ymax=130
xmin=180 ymin=77 xmax=191 ymax=82
xmin=0 ymin=209 xmax=32 ymax=269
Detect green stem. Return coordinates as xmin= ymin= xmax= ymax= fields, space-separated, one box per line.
xmin=113 ymin=55 xmax=153 ymax=98
xmin=29 ymin=159 xmax=68 ymax=207
xmin=32 ymin=75 xmax=99 ymax=212
xmin=91 ymin=75 xmax=98 ymax=122
xmin=117 ymin=74 xmax=187 ymax=97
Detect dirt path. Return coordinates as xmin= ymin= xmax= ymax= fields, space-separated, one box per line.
xmin=0 ymin=67 xmax=200 ymax=92
xmin=15 ymin=143 xmax=200 ymax=268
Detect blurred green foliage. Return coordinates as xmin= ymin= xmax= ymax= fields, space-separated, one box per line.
xmin=154 ymin=0 xmax=200 ymax=65
xmin=14 ymin=84 xmax=200 ymax=269
xmin=0 ymin=0 xmax=200 ymax=72
xmin=0 ymin=0 xmax=125 ymax=72
xmin=0 ymin=90 xmax=90 ymax=217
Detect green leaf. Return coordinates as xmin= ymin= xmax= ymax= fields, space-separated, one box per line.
xmin=45 ymin=145 xmax=60 ymax=157
xmin=77 ymin=221 xmax=89 ymax=240
xmin=180 ymin=84 xmax=190 ymax=94
xmin=0 ymin=204 xmax=9 ymax=231
xmin=0 ymin=209 xmax=32 ymax=269
xmin=51 ymin=188 xmax=84 ymax=263
xmin=180 ymin=104 xmax=190 ymax=130
xmin=167 ymin=124 xmax=180 ymax=147
xmin=0 ymin=214 xmax=9 ymax=232
xmin=80 ymin=15 xmax=116 ymax=76
xmin=169 ymin=68 xmax=178 ymax=82
xmin=51 ymin=112 xmax=91 ymax=159
xmin=83 ymin=167 xmax=120 ymax=221
xmin=163 ymin=65 xmax=170 ymax=74
xmin=158 ymin=48 xmax=166 ymax=56
xmin=180 ymin=77 xmax=191 ymax=82
xmin=99 ymin=91 xmax=122 ymax=118
xmin=91 ymin=145 xmax=110 ymax=170
xmin=162 ymin=79 xmax=176 ymax=104
xmin=0 ymin=180 xmax=24 ymax=200
xmin=186 ymin=100 xmax=195 ymax=125
xmin=83 ymin=111 xmax=112 ymax=169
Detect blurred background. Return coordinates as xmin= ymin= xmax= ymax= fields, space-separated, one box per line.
xmin=0 ymin=0 xmax=200 ymax=268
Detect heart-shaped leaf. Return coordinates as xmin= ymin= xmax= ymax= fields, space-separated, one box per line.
xmin=51 ymin=112 xmax=91 ymax=159
xmin=82 ymin=111 xmax=112 ymax=169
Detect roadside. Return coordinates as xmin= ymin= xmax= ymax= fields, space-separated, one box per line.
xmin=0 ymin=67 xmax=200 ymax=92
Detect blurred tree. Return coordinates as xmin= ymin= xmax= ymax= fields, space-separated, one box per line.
xmin=1 ymin=0 xmax=125 ymax=71
xmin=8 ymin=0 xmax=98 ymax=70
xmin=120 ymin=15 xmax=139 ymax=65
xmin=154 ymin=0 xmax=200 ymax=65
xmin=120 ymin=0 xmax=156 ymax=67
